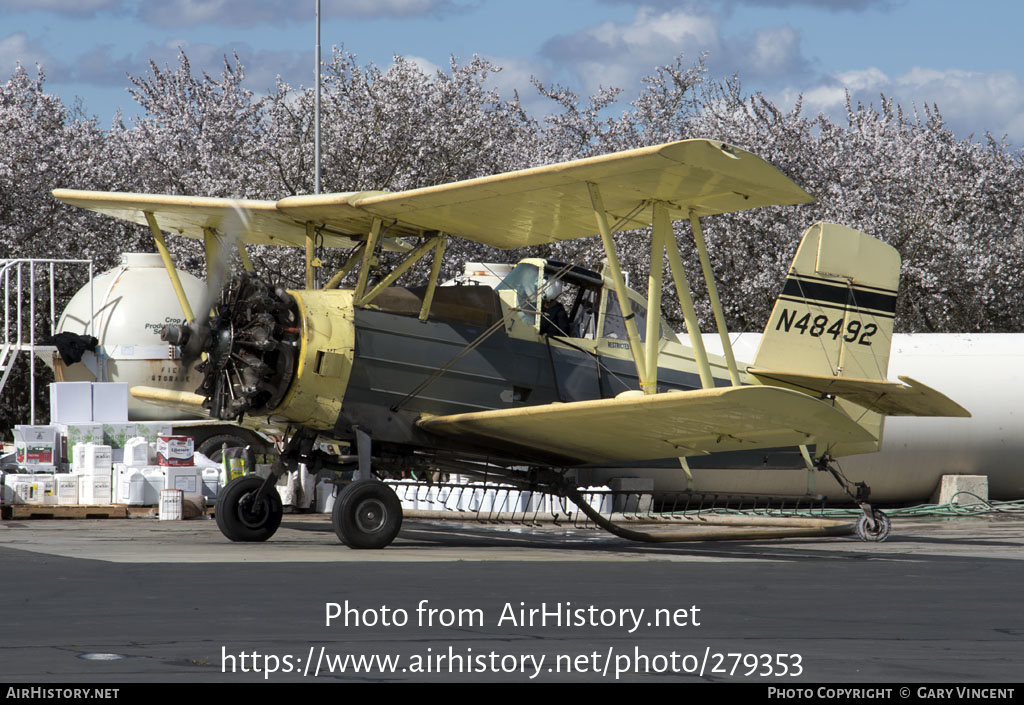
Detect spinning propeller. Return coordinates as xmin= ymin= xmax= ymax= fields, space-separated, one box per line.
xmin=160 ymin=205 xmax=299 ymax=420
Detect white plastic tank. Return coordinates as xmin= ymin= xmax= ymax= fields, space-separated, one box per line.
xmin=53 ymin=253 xmax=208 ymax=421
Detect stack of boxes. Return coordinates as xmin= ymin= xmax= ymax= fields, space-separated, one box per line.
xmin=3 ymin=425 xmax=61 ymax=505
xmin=2 ymin=382 xmax=214 ymax=514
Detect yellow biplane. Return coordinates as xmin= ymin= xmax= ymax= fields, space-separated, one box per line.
xmin=53 ymin=139 xmax=968 ymax=548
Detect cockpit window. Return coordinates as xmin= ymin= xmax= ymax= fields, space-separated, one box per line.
xmin=496 ymin=263 xmax=540 ymax=326
xmin=602 ymin=292 xmax=655 ymax=342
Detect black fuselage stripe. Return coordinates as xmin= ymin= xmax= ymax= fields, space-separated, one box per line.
xmin=776 ymin=296 xmax=896 ymax=319
xmin=782 ymin=278 xmax=897 ymax=314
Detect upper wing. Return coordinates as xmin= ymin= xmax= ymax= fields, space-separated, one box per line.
xmin=418 ymin=386 xmax=874 ymax=464
xmin=50 ymin=189 xmax=412 ymax=251
xmin=278 ymin=139 xmax=814 ymax=250
xmin=56 ymin=139 xmax=812 ymax=252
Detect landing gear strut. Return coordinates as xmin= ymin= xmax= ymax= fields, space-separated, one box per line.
xmin=818 ymin=455 xmax=891 ymax=543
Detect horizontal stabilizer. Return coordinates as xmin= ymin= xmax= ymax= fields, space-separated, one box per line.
xmin=747 ymin=370 xmax=971 ymax=418
xmin=418 ymin=386 xmax=875 ymax=464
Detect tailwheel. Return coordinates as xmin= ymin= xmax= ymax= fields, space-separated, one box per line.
xmin=855 ymin=508 xmax=891 ymax=542
xmin=216 ymin=475 xmax=283 ymax=542
xmin=332 ymin=479 xmax=403 ymax=549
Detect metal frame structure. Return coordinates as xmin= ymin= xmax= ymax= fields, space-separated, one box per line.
xmin=1 ymin=258 xmax=95 ymax=424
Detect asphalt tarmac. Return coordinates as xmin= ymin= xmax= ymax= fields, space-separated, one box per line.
xmin=1 ymin=513 xmax=1022 ymax=683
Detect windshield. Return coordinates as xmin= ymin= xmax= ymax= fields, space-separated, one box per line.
xmin=495 ymin=263 xmax=540 ymax=326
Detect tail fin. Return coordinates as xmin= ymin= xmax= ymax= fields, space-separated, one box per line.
xmin=754 ymin=222 xmax=899 ymax=381
xmin=752 ymin=222 xmax=900 ymax=455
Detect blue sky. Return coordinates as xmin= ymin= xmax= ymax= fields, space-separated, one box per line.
xmin=2 ymin=0 xmax=1022 ymax=145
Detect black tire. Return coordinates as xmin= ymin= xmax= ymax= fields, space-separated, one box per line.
xmin=331 ymin=480 xmax=402 ymax=549
xmin=215 ymin=475 xmax=283 ymax=542
xmin=855 ymin=508 xmax=891 ymax=542
xmin=197 ymin=433 xmax=247 ymax=463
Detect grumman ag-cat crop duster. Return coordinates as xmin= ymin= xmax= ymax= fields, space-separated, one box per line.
xmin=53 ymin=139 xmax=968 ymax=549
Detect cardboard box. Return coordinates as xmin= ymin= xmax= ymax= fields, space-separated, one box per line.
xmin=165 ymin=467 xmax=203 ymax=507
xmin=133 ymin=422 xmax=174 ymax=445
xmin=3 ymin=474 xmax=56 ymax=505
xmin=58 ymin=423 xmax=104 ymax=465
xmin=13 ymin=426 xmax=59 ymax=467
xmin=80 ymin=473 xmax=112 ymax=504
xmin=49 ymin=382 xmax=93 ymax=423
xmin=56 ymin=475 xmax=80 ymax=505
xmin=102 ymin=423 xmax=137 ymax=450
xmin=92 ymin=383 xmax=129 ymax=423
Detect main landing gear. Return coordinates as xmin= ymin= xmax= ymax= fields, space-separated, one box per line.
xmin=215 ymin=475 xmax=284 ymax=542
xmin=331 ymin=479 xmax=403 ymax=549
xmin=213 ymin=426 xmax=405 ymax=549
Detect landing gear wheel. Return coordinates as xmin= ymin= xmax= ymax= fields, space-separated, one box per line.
xmin=855 ymin=508 xmax=891 ymax=542
xmin=216 ymin=475 xmax=283 ymax=542
xmin=332 ymin=480 xmax=402 ymax=549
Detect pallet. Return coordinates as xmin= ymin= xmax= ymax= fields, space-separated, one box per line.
xmin=2 ymin=504 xmax=128 ymax=519
xmin=1 ymin=504 xmax=208 ymax=520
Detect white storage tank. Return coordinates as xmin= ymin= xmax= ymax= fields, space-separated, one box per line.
xmin=52 ymin=253 xmax=208 ymax=421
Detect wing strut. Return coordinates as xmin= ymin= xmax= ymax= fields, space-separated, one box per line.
xmin=357 ymin=234 xmax=445 ymax=307
xmin=324 ymin=242 xmax=367 ymax=290
xmin=587 ymin=182 xmax=649 ymax=388
xmin=144 ymin=211 xmax=196 ymax=324
xmin=660 ymin=204 xmax=714 ymax=389
xmin=589 ymin=192 xmax=735 ymax=394
xmin=688 ymin=210 xmax=741 ymax=385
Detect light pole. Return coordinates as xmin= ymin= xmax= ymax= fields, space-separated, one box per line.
xmin=314 ymin=0 xmax=322 ymax=195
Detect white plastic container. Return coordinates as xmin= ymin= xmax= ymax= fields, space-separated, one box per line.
xmin=122 ymin=437 xmax=150 ymax=467
xmin=79 ymin=443 xmax=113 ymax=474
xmin=140 ymin=467 xmax=166 ymax=505
xmin=116 ymin=467 xmax=146 ymax=506
xmin=159 ymin=489 xmax=183 ymax=520
xmin=201 ymin=468 xmax=220 ymax=505
xmin=315 ymin=480 xmax=338 ymax=513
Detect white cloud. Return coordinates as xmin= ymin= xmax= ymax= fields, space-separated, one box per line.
xmin=0 ymin=0 xmax=124 ymax=16
xmin=540 ymin=7 xmax=809 ymax=97
xmin=139 ymin=0 xmax=470 ymax=28
xmin=403 ymin=54 xmax=443 ymax=76
xmin=796 ymin=66 xmax=1024 ymax=143
xmin=0 ymin=32 xmax=58 ymax=75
